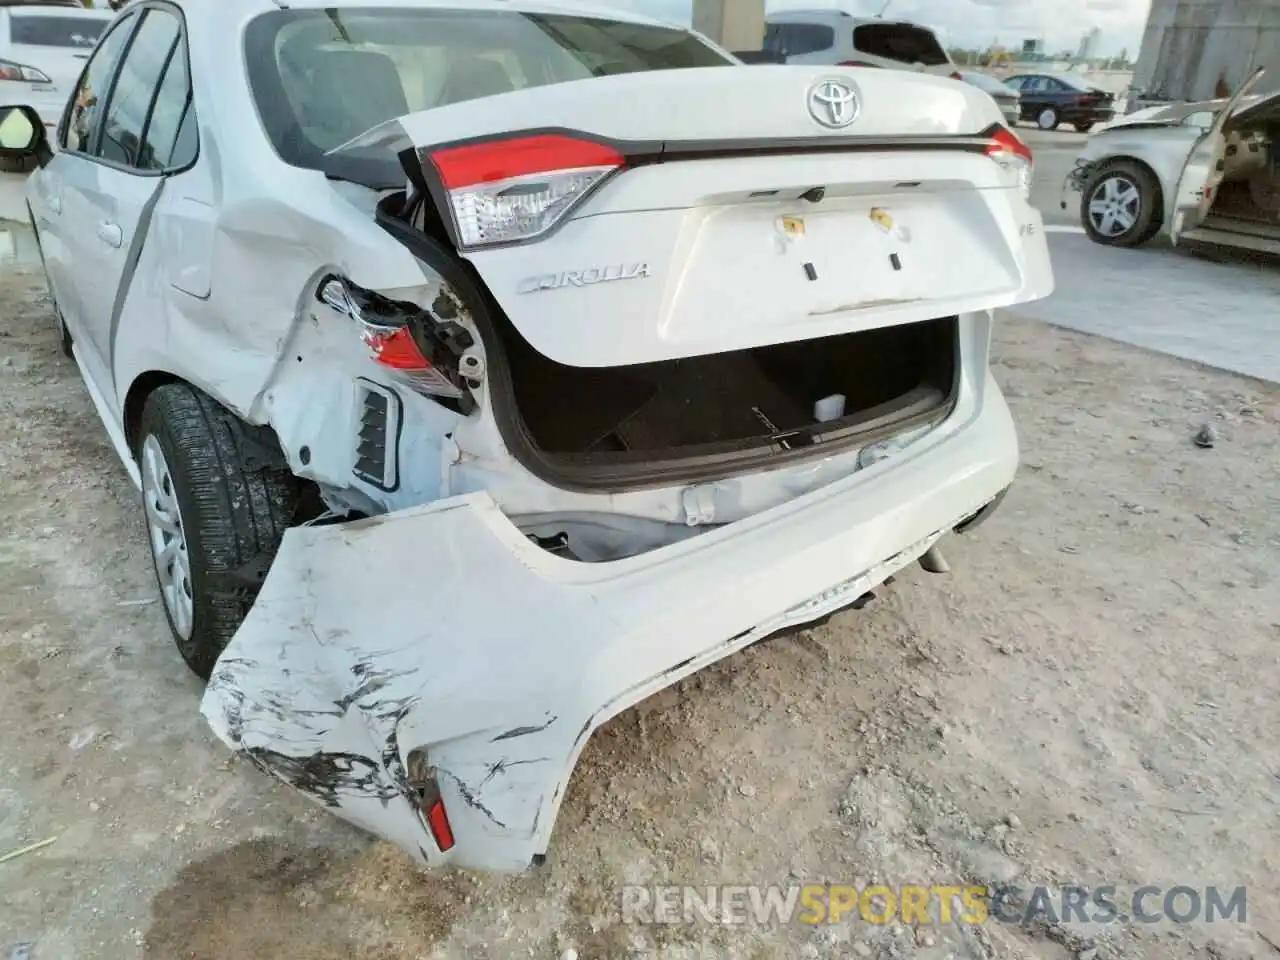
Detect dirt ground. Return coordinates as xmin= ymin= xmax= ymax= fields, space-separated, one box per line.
xmin=1 ymin=260 xmax=1278 ymax=960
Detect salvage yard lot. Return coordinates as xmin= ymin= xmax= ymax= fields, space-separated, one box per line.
xmin=1 ymin=263 xmax=1279 ymax=959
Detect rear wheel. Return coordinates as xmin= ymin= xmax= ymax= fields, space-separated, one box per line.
xmin=1080 ymin=160 xmax=1162 ymax=247
xmin=137 ymin=384 xmax=302 ymax=681
xmin=1037 ymin=107 xmax=1060 ymax=130
xmin=1073 ymin=122 xmax=1093 ymax=132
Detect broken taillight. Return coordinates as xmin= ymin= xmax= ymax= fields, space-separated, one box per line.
xmin=984 ymin=126 xmax=1033 ymax=198
xmin=317 ymin=276 xmax=473 ymax=404
xmin=425 ymin=134 xmax=625 ymax=249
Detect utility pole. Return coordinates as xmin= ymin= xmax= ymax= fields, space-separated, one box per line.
xmin=691 ymin=0 xmax=766 ymax=52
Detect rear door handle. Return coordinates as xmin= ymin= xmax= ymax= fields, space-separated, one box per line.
xmin=97 ymin=221 xmax=123 ymax=248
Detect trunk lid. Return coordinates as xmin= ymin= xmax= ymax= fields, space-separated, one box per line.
xmin=344 ymin=66 xmax=1051 ymax=368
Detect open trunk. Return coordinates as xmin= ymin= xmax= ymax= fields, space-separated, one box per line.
xmin=359 ymin=64 xmax=1050 ymax=489
xmin=491 ymin=305 xmax=957 ymax=489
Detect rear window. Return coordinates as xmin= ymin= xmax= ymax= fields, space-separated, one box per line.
xmin=852 ymin=23 xmax=948 ymax=66
xmin=9 ymin=13 xmax=105 ymax=47
xmin=245 ymin=6 xmax=730 ymax=185
xmin=764 ymin=22 xmax=835 ymax=56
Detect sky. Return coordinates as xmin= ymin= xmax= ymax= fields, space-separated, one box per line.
xmin=600 ymin=0 xmax=1152 ymax=58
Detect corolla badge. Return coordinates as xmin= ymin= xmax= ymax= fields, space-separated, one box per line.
xmin=808 ymin=78 xmax=859 ymax=129
xmin=517 ymin=263 xmax=650 ymax=294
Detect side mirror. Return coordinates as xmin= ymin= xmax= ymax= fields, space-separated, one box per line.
xmin=0 ymin=105 xmax=51 ymax=167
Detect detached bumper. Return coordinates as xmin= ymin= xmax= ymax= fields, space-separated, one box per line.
xmin=202 ymin=378 xmax=1018 ymax=872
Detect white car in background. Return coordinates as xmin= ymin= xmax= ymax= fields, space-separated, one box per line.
xmin=764 ymin=9 xmax=962 ymax=78
xmin=957 ymin=69 xmax=1021 ymax=127
xmin=0 ymin=0 xmax=110 ymax=132
xmin=0 ymin=0 xmax=1052 ymax=871
xmin=1064 ymin=69 xmax=1280 ymax=251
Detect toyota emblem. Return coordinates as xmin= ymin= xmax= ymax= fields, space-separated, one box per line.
xmin=807 ymin=78 xmax=859 ymax=129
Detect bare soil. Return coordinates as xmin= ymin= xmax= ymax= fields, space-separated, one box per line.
xmin=1 ymin=262 xmax=1278 ymax=960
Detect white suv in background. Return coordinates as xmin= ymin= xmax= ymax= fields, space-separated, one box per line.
xmin=764 ymin=9 xmax=960 ymax=78
xmin=0 ymin=0 xmax=110 ymax=130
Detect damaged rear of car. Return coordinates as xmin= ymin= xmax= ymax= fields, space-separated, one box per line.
xmin=18 ymin=0 xmax=1051 ymax=872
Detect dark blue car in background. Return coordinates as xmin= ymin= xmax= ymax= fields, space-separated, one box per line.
xmin=1004 ymin=73 xmax=1116 ymax=132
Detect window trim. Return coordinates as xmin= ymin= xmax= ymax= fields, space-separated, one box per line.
xmin=59 ymin=0 xmax=199 ymax=178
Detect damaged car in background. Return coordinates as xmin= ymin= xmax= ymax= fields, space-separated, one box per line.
xmin=2 ymin=0 xmax=1053 ymax=871
xmin=1064 ymin=68 xmax=1280 ymax=251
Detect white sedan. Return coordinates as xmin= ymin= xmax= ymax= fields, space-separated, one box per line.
xmin=1062 ymin=69 xmax=1280 ymax=252
xmin=0 ymin=0 xmax=1052 ymax=871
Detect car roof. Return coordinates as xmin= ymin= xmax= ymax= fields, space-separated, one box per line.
xmin=765 ymin=10 xmax=938 ymax=31
xmin=201 ymin=0 xmax=670 ymax=27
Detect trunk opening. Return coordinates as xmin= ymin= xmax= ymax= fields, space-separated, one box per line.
xmin=375 ymin=191 xmax=962 ymax=494
xmin=489 ymin=302 xmax=959 ymax=491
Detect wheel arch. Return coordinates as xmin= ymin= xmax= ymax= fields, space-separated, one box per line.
xmin=123 ymin=370 xmax=286 ymax=463
xmin=122 ymin=370 xmax=184 ymax=457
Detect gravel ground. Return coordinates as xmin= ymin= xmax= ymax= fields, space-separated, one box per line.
xmin=1 ymin=264 xmax=1278 ymax=960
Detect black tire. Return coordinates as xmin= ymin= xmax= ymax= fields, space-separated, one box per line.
xmin=138 ymin=384 xmax=302 ymax=681
xmin=1037 ymin=106 xmax=1060 ymax=130
xmin=1080 ymin=160 xmax=1162 ymax=248
xmin=1073 ymin=122 xmax=1093 ymax=133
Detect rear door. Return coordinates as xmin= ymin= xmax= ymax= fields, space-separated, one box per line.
xmin=57 ymin=2 xmax=190 ymax=395
xmin=34 ymin=6 xmax=138 ymax=393
xmin=1170 ymin=68 xmax=1265 ymax=243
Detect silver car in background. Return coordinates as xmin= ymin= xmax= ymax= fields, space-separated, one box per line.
xmin=1061 ymin=70 xmax=1280 ymax=252
xmin=957 ymin=70 xmax=1021 ymax=127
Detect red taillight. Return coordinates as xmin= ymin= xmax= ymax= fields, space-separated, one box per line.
xmin=364 ymin=325 xmax=430 ymax=371
xmin=950 ymin=71 xmax=963 ymax=81
xmin=836 ymin=60 xmax=879 ymax=68
xmin=986 ymin=126 xmax=1033 ymax=164
xmin=316 ymin=277 xmax=468 ymax=400
xmin=426 ymin=798 xmax=455 ymax=851
xmin=427 ymin=134 xmax=624 ymax=247
xmin=429 ymin=134 xmax=624 ymax=190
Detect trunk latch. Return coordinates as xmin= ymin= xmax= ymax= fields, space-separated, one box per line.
xmin=681 ymin=485 xmax=717 ymax=527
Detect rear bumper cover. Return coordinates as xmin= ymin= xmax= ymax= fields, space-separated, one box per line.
xmin=201 ymin=377 xmax=1019 ymax=871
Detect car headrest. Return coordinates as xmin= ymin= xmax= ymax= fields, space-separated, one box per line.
xmin=304 ymin=49 xmax=409 ymax=148
xmin=441 ymin=57 xmax=516 ymax=104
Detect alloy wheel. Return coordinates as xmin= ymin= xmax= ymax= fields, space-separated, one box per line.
xmin=1087 ymin=174 xmax=1141 ymax=238
xmin=141 ymin=435 xmax=194 ymax=639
